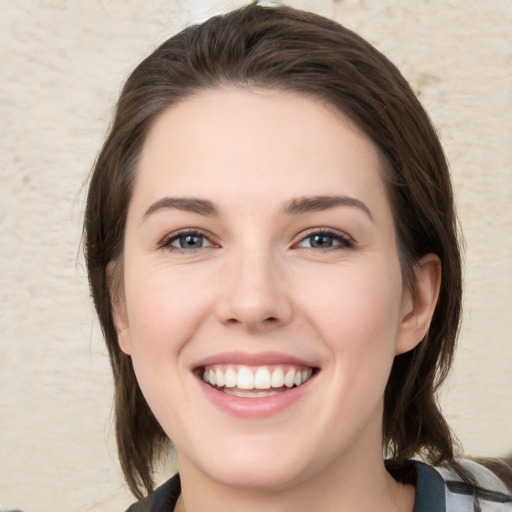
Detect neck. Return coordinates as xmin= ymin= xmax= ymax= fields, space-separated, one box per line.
xmin=175 ymin=446 xmax=415 ymax=512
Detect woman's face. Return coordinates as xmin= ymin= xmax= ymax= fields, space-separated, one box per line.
xmin=115 ymin=89 xmax=433 ymax=491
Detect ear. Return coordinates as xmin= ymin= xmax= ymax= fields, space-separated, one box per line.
xmin=112 ymin=296 xmax=132 ymax=355
xmin=107 ymin=260 xmax=132 ymax=355
xmin=395 ymin=254 xmax=441 ymax=355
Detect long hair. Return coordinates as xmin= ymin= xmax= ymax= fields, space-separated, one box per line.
xmin=84 ymin=3 xmax=462 ymax=499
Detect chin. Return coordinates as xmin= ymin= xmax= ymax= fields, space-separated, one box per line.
xmin=179 ymin=438 xmax=316 ymax=492
xmin=211 ymin=460 xmax=310 ymax=492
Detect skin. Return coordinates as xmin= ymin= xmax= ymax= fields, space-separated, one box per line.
xmin=114 ymin=88 xmax=441 ymax=512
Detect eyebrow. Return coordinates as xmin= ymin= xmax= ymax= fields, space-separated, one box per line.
xmin=143 ymin=197 xmax=219 ymax=218
xmin=282 ymin=195 xmax=374 ymax=221
xmin=143 ymin=194 xmax=373 ymax=221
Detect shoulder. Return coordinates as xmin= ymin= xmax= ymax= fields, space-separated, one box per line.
xmin=125 ymin=474 xmax=181 ymax=512
xmin=434 ymin=459 xmax=512 ymax=512
xmin=410 ymin=459 xmax=512 ymax=512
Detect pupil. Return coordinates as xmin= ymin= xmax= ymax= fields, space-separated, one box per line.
xmin=311 ymin=234 xmax=332 ymax=248
xmin=181 ymin=235 xmax=202 ymax=248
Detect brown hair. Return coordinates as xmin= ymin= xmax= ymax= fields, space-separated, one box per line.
xmin=85 ymin=3 xmax=462 ymax=499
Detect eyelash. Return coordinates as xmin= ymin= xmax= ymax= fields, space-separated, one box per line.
xmin=158 ymin=229 xmax=216 ymax=253
xmin=294 ymin=228 xmax=355 ymax=251
xmin=158 ymin=227 xmax=354 ymax=253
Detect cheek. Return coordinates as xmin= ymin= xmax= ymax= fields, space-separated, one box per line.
xmin=121 ymin=252 xmax=225 ymax=381
xmin=298 ymin=261 xmax=403 ymax=394
xmin=122 ymin=267 xmax=214 ymax=427
xmin=298 ymin=261 xmax=403 ymax=343
xmin=125 ymin=272 xmax=209 ymax=353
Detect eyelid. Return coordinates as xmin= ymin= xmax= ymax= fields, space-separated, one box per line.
xmin=293 ymin=227 xmax=355 ymax=249
xmin=157 ymin=228 xmax=218 ymax=251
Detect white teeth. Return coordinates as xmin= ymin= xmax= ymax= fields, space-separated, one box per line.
xmin=271 ymin=367 xmax=285 ymax=388
xmin=215 ymin=368 xmax=225 ymax=387
xmin=201 ymin=364 xmax=314 ymax=392
xmin=254 ymin=368 xmax=271 ymax=389
xmin=225 ymin=368 xmax=237 ymax=388
xmin=237 ymin=366 xmax=255 ymax=389
xmin=302 ymin=368 xmax=312 ymax=383
xmin=284 ymin=369 xmax=295 ymax=388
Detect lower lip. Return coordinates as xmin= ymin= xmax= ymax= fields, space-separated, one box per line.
xmin=197 ymin=375 xmax=316 ymax=419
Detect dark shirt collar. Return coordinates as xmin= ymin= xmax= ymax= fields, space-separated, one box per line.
xmin=413 ymin=460 xmax=446 ymax=512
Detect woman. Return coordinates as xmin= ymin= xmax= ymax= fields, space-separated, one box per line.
xmin=84 ymin=4 xmax=511 ymax=511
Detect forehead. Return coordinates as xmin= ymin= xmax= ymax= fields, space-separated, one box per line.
xmin=133 ymin=88 xmax=390 ymax=218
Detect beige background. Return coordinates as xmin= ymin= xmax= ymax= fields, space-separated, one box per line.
xmin=1 ymin=1 xmax=511 ymax=511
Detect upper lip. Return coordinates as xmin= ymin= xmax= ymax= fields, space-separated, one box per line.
xmin=191 ymin=351 xmax=319 ymax=370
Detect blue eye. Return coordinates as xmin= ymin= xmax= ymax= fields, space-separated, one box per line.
xmin=161 ymin=232 xmax=214 ymax=251
xmin=297 ymin=230 xmax=353 ymax=250
xmin=174 ymin=234 xmax=206 ymax=249
xmin=306 ymin=234 xmax=335 ymax=248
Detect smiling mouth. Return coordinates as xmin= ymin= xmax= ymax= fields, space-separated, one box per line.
xmin=199 ymin=364 xmax=316 ymax=398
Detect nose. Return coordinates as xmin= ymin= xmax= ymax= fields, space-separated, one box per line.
xmin=216 ymin=249 xmax=293 ymax=331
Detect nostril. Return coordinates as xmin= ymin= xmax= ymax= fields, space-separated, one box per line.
xmin=225 ymin=316 xmax=278 ymax=327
